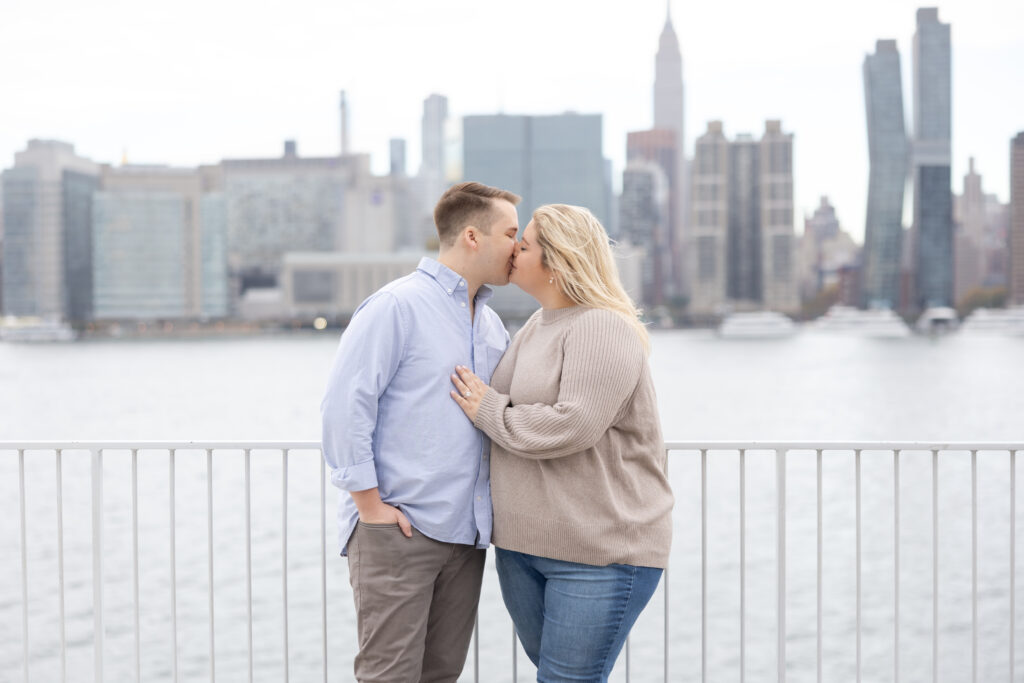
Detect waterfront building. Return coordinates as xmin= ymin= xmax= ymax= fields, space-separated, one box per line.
xmin=93 ymin=164 xmax=227 ymax=320
xmin=281 ymin=251 xmax=428 ymax=320
xmin=222 ymin=141 xmax=399 ymax=290
xmin=758 ymin=121 xmax=798 ymax=312
xmin=689 ymin=122 xmax=729 ymax=312
xmin=953 ymin=158 xmax=1010 ymax=304
xmin=626 ymin=130 xmax=679 ymax=303
xmin=688 ymin=121 xmax=797 ymax=314
xmin=463 ymin=112 xmax=608 ymax=227
xmin=618 ymin=160 xmax=670 ymax=306
xmin=1 ymin=140 xmax=98 ymax=323
xmin=862 ymin=39 xmax=909 ymax=309
xmin=912 ymin=7 xmax=953 ymax=309
xmin=653 ymin=0 xmax=688 ymax=298
xmin=798 ymin=197 xmax=860 ymax=301
xmin=1011 ymin=133 xmax=1024 ymax=305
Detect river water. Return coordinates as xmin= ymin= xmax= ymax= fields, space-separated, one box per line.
xmin=1 ymin=329 xmax=1022 ymax=681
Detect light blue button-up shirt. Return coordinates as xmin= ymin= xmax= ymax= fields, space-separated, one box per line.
xmin=321 ymin=257 xmax=510 ymax=555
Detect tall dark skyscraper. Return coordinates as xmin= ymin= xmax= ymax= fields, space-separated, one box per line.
xmin=912 ymin=8 xmax=952 ymax=309
xmin=862 ymin=39 xmax=909 ymax=309
xmin=653 ymin=0 xmax=687 ymax=300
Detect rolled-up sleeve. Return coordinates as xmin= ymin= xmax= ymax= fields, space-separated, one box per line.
xmin=320 ymin=291 xmax=407 ymax=491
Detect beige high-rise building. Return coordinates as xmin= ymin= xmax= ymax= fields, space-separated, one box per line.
xmin=760 ymin=121 xmax=798 ymax=311
xmin=688 ymin=121 xmax=798 ymax=314
xmin=1011 ymin=133 xmax=1024 ymax=304
xmin=689 ymin=122 xmax=729 ymax=313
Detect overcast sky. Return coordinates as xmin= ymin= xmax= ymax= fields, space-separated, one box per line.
xmin=2 ymin=0 xmax=1022 ymax=241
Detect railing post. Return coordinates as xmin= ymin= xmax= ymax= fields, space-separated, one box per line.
xmin=816 ymin=449 xmax=822 ymax=683
xmin=132 ymin=449 xmax=140 ymax=683
xmin=321 ymin=455 xmax=328 ymax=683
xmin=932 ymin=449 xmax=938 ymax=683
xmin=776 ymin=448 xmax=786 ymax=683
xmin=245 ymin=448 xmax=253 ymax=683
xmin=19 ymin=449 xmax=29 ymax=683
xmin=282 ymin=450 xmax=290 ymax=683
xmin=971 ymin=449 xmax=977 ymax=683
xmin=56 ymin=449 xmax=67 ymax=683
xmin=701 ymin=448 xmax=707 ymax=683
xmin=91 ymin=448 xmax=104 ymax=683
xmin=894 ymin=450 xmax=900 ymax=683
xmin=170 ymin=449 xmax=178 ymax=683
xmin=856 ymin=448 xmax=862 ymax=683
xmin=741 ymin=448 xmax=747 ymax=683
xmin=207 ymin=449 xmax=215 ymax=683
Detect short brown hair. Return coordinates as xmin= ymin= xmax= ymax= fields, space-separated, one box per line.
xmin=433 ymin=181 xmax=521 ymax=246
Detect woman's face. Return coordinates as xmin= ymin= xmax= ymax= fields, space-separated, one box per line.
xmin=510 ymin=220 xmax=553 ymax=296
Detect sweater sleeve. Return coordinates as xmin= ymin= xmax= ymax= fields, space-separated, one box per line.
xmin=473 ymin=309 xmax=645 ymax=460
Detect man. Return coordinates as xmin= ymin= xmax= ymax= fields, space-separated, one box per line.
xmin=321 ymin=181 xmax=521 ymax=682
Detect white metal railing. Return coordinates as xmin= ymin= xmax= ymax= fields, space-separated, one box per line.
xmin=4 ymin=440 xmax=1023 ymax=682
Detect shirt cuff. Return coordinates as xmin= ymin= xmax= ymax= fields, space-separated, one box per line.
xmin=330 ymin=459 xmax=379 ymax=491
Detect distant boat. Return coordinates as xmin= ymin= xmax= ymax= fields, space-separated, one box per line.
xmin=812 ymin=305 xmax=911 ymax=338
xmin=916 ymin=307 xmax=959 ymax=335
xmin=960 ymin=307 xmax=1024 ymax=335
xmin=717 ymin=311 xmax=796 ymax=339
xmin=0 ymin=317 xmax=78 ymax=342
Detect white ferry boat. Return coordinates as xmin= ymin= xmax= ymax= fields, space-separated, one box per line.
xmin=811 ymin=305 xmax=911 ymax=338
xmin=0 ymin=316 xmax=78 ymax=342
xmin=916 ymin=307 xmax=959 ymax=335
xmin=959 ymin=307 xmax=1024 ymax=335
xmin=717 ymin=311 xmax=796 ymax=338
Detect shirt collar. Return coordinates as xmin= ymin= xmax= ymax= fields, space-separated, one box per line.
xmin=417 ymin=257 xmax=494 ymax=304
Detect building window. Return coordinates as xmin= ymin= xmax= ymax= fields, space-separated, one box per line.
xmin=772 ymin=235 xmax=792 ymax=281
xmin=698 ymin=236 xmax=717 ymax=282
xmin=293 ymin=270 xmax=334 ymax=303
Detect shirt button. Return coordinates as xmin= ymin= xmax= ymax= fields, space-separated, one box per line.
xmin=459 ymin=280 xmax=464 ymax=287
xmin=447 ymin=289 xmax=453 ymax=294
xmin=460 ymin=302 xmax=466 ymax=307
xmin=477 ymin=496 xmax=482 ymax=501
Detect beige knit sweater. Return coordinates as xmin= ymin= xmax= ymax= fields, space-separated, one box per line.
xmin=474 ymin=305 xmax=674 ymax=568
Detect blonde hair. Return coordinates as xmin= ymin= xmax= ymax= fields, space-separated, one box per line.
xmin=532 ymin=204 xmax=650 ymax=354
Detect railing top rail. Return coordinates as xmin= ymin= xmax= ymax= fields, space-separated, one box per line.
xmin=1 ymin=440 xmax=1022 ymax=451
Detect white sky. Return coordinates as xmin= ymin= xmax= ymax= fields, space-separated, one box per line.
xmin=2 ymin=0 xmax=1022 ymax=242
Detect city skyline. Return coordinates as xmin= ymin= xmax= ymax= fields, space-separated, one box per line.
xmin=2 ymin=0 xmax=1022 ymax=244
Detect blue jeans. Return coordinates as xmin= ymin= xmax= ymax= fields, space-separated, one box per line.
xmin=495 ymin=548 xmax=663 ymax=682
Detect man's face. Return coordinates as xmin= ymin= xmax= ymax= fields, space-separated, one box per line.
xmin=476 ymin=200 xmax=520 ymax=285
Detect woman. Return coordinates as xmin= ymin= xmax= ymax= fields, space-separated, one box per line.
xmin=450 ymin=204 xmax=674 ymax=681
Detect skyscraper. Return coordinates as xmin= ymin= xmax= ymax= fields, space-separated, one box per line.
xmin=1 ymin=140 xmax=98 ymax=323
xmin=862 ymin=39 xmax=908 ymax=309
xmin=339 ymin=90 xmax=350 ymax=156
xmin=653 ymin=0 xmax=687 ymax=298
xmin=462 ymin=113 xmax=608 ymax=227
xmin=626 ymin=130 xmax=679 ymax=303
xmin=618 ymin=160 xmax=669 ymax=306
xmin=689 ymin=122 xmax=729 ymax=312
xmin=688 ymin=121 xmax=797 ymax=314
xmin=1011 ymin=133 xmax=1024 ymax=304
xmin=759 ymin=121 xmax=798 ymax=312
xmin=912 ymin=8 xmax=952 ymax=309
xmin=420 ymin=94 xmax=448 ymax=205
xmin=92 ymin=164 xmax=228 ymax=320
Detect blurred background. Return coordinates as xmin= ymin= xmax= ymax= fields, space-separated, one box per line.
xmin=2 ymin=1 xmax=1023 ymax=681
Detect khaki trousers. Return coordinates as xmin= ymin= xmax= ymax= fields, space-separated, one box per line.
xmin=347 ymin=522 xmax=486 ymax=682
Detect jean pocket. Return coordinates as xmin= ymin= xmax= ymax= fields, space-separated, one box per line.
xmin=357 ymin=521 xmax=400 ymax=529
